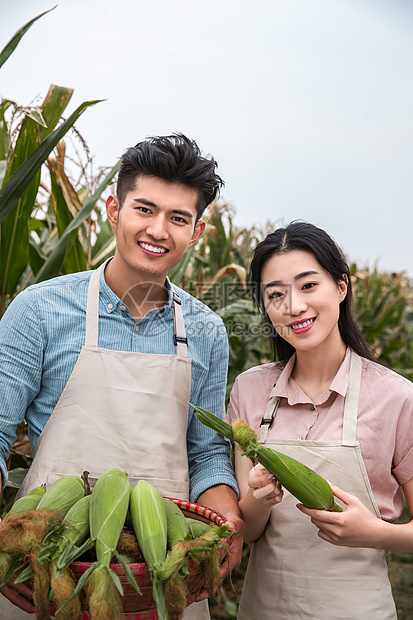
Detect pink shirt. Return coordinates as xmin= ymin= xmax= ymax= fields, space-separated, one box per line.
xmin=226 ymin=348 xmax=413 ymax=521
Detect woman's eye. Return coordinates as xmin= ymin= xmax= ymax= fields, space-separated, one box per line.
xmin=302 ymin=282 xmax=316 ymax=290
xmin=268 ymin=291 xmax=283 ymax=299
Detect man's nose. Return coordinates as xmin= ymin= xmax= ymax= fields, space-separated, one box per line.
xmin=145 ymin=214 xmax=168 ymax=239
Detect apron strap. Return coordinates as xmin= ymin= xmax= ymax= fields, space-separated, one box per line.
xmin=341 ymin=350 xmax=362 ymax=446
xmin=259 ymin=393 xmax=280 ymax=443
xmin=172 ymin=291 xmax=188 ymax=357
xmin=259 ymin=351 xmax=362 ymax=445
xmin=84 ymin=265 xmax=103 ymax=348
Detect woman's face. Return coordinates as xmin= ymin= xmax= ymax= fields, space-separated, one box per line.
xmin=261 ymin=250 xmax=347 ymax=354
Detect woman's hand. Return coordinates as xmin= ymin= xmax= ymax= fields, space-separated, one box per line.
xmin=297 ymin=484 xmax=383 ymax=548
xmin=248 ymin=463 xmax=283 ymax=507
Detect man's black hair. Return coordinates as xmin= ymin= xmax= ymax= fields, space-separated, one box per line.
xmin=117 ymin=133 xmax=224 ymax=220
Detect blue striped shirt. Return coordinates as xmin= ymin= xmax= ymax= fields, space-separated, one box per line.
xmin=0 ymin=264 xmax=238 ymax=501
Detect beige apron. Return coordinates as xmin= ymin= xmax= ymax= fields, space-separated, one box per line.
xmin=237 ymin=351 xmax=397 ymax=620
xmin=1 ymin=264 xmax=209 ymax=619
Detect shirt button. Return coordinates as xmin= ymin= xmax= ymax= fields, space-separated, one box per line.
xmin=135 ymin=325 xmax=140 ymax=333
xmin=297 ymin=436 xmax=302 ymax=440
xmin=107 ymin=303 xmax=113 ymax=310
xmin=120 ymin=305 xmax=127 ymax=311
xmin=310 ymin=405 xmax=315 ymax=411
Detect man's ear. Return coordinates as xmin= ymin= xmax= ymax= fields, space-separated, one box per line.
xmin=188 ymin=218 xmax=206 ymax=248
xmin=106 ymin=195 xmax=120 ymax=232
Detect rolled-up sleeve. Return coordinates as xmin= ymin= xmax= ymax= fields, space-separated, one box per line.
xmin=0 ymin=289 xmax=43 ymax=487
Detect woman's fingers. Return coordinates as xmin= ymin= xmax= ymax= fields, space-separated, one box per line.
xmin=249 ymin=464 xmax=283 ymax=505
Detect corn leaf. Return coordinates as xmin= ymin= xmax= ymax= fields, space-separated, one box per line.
xmin=0 ymin=7 xmax=56 ymax=70
xmin=0 ymin=97 xmax=100 ymax=224
xmin=49 ymin=167 xmax=86 ymax=274
xmin=0 ymin=85 xmax=75 ymax=301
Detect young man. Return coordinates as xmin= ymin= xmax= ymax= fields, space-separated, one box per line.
xmin=0 ymin=134 xmax=242 ymax=618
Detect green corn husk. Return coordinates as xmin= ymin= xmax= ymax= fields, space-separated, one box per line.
xmin=164 ymin=499 xmax=189 ymax=548
xmin=6 ymin=484 xmax=47 ymax=517
xmin=193 ymin=405 xmax=343 ymax=512
xmin=186 ymin=518 xmax=211 ymax=539
xmin=37 ymin=476 xmax=85 ymax=517
xmin=90 ymin=469 xmax=132 ymax=567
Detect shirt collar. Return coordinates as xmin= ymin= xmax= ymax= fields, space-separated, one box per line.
xmin=270 ymin=347 xmax=351 ymax=404
xmin=98 ymin=258 xmax=174 ymax=315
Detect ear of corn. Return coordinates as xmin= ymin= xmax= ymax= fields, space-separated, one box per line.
xmin=38 ymin=495 xmax=92 ymax=571
xmin=6 ymin=484 xmax=46 ymax=517
xmin=193 ymin=405 xmax=343 ymax=512
xmin=37 ymin=475 xmax=85 ymax=516
xmin=163 ymin=499 xmax=189 ymax=548
xmin=89 ymin=468 xmax=132 ymax=567
xmin=130 ymin=481 xmax=168 ymax=570
xmin=130 ymin=480 xmax=168 ymax=620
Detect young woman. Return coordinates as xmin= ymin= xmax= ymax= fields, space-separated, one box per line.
xmin=226 ymin=221 xmax=413 ymax=619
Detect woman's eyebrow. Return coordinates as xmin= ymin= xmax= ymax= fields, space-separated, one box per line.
xmin=264 ymin=270 xmax=319 ymax=290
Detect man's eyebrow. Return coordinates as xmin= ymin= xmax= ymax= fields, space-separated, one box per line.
xmin=133 ymin=198 xmax=194 ymax=219
xmin=263 ymin=271 xmax=319 ymax=289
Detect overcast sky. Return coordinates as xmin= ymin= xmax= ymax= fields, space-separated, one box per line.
xmin=1 ymin=0 xmax=413 ymax=276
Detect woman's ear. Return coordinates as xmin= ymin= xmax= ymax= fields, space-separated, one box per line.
xmin=338 ymin=274 xmax=348 ymax=302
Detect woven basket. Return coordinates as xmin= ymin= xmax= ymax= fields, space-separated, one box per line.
xmin=71 ymin=498 xmax=231 ymax=619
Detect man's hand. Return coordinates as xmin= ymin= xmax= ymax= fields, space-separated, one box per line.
xmin=195 ymin=511 xmax=244 ymax=602
xmin=0 ymin=581 xmax=36 ymax=614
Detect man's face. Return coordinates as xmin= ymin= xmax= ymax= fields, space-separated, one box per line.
xmin=106 ymin=175 xmax=205 ymax=284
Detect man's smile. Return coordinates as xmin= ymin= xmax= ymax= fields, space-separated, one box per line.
xmin=138 ymin=241 xmax=168 ymax=255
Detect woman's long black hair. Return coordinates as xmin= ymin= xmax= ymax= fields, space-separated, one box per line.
xmin=249 ymin=221 xmax=375 ymax=363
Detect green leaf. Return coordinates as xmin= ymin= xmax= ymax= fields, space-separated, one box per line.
xmin=13 ymin=564 xmax=34 ymax=584
xmin=0 ymin=86 xmax=76 ymax=303
xmin=225 ymin=600 xmax=239 ymax=618
xmin=49 ymin=170 xmax=86 ymax=274
xmin=0 ymin=100 xmax=14 ymax=162
xmin=113 ymin=550 xmax=142 ymax=595
xmin=108 ymin=567 xmax=124 ymax=596
xmin=0 ymin=7 xmax=56 ymax=70
xmin=0 ymin=98 xmax=100 ymax=224
xmin=26 ymin=108 xmax=47 ymax=128
xmin=0 ymin=555 xmax=25 ymax=587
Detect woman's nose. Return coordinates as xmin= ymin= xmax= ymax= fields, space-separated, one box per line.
xmin=285 ymin=289 xmax=307 ymax=316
